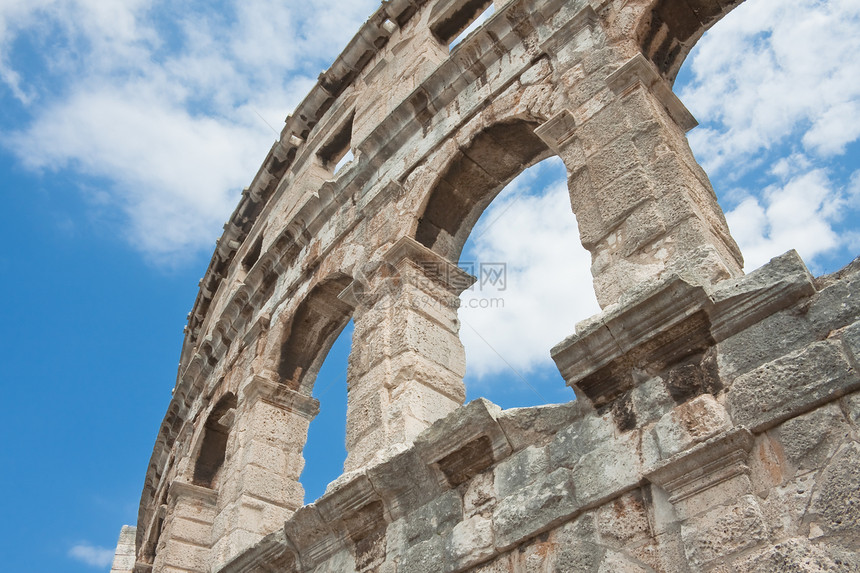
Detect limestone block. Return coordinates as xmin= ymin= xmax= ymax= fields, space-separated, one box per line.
xmin=570 ymin=431 xmax=641 ymax=507
xmin=844 ymin=390 xmax=860 ymax=428
xmin=757 ymin=471 xmax=816 ymax=540
xmin=403 ymin=489 xmax=463 ymax=545
xmin=463 ymin=470 xmax=496 ymax=518
xmin=727 ymin=340 xmax=860 ymax=432
xmin=159 ymin=539 xmax=209 ymax=572
xmin=680 ymin=495 xmax=768 ymax=570
xmin=716 ymin=307 xmax=817 ymax=383
xmin=169 ymin=515 xmax=213 ymax=547
xmin=494 ymin=445 xmax=549 ymax=498
xmin=492 ymin=467 xmax=577 ymax=551
xmin=653 ymin=395 xmax=731 ymax=459
xmin=496 ymin=400 xmax=579 ymax=451
xmin=415 ymin=398 xmax=512 ymax=487
xmin=630 ymin=375 xmax=674 ymax=426
xmin=109 ymin=525 xmax=136 ymax=573
xmin=808 ymin=265 xmax=860 ymax=338
xmin=398 ymin=535 xmax=445 ymax=573
xmin=238 ymin=464 xmax=304 ymax=507
xmin=808 ymin=442 xmax=860 ymax=540
xmin=771 ymin=403 xmax=852 ymax=478
xmin=547 ymin=410 xmax=614 ymax=470
xmin=597 ymin=550 xmax=651 ymax=573
xmin=728 ymin=538 xmax=860 ymax=573
xmin=444 ymin=514 xmax=495 ymax=571
xmin=595 ymin=490 xmax=651 ymax=547
xmin=552 ymin=513 xmax=605 ymax=572
xmin=366 ymin=448 xmax=441 ymax=520
xmin=842 ymin=319 xmax=860 ymax=364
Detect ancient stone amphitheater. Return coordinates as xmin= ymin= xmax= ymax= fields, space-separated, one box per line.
xmin=110 ymin=0 xmax=860 ymax=571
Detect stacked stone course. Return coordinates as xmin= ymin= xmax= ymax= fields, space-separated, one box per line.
xmin=118 ymin=0 xmax=860 ymax=571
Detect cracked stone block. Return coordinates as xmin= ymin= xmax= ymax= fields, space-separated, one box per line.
xmin=492 ymin=468 xmax=578 ymax=551
xmin=808 ymin=442 xmax=860 ymax=541
xmin=727 ymin=340 xmax=860 ymax=432
xmin=680 ymin=495 xmax=769 ymax=570
xmin=494 ymin=445 xmax=549 ymax=498
xmin=653 ymin=394 xmax=731 ymax=459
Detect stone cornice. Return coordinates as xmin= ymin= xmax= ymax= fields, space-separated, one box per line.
xmin=241 ymin=375 xmax=320 ymax=420
xmin=551 ymin=251 xmax=816 ymax=407
xmin=606 ymin=53 xmax=698 ymax=132
xmin=645 ymin=427 xmax=754 ymax=503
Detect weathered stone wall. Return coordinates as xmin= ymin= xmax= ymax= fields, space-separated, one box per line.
xmin=122 ymin=0 xmax=860 ymax=571
xmin=216 ymin=253 xmax=860 ymax=573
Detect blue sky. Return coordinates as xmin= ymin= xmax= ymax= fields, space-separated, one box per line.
xmin=1 ymin=0 xmax=858 ymax=571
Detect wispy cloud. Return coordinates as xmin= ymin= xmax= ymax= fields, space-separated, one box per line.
xmin=69 ymin=542 xmax=114 ymax=568
xmin=460 ymin=160 xmax=599 ymax=380
xmin=1 ymin=0 xmax=377 ymax=264
xmin=680 ymin=0 xmax=860 ymax=175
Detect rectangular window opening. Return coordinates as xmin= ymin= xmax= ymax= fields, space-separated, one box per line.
xmin=318 ymin=111 xmax=355 ymax=174
xmin=432 ymin=0 xmax=495 ymax=50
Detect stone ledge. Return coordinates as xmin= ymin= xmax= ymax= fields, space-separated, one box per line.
xmin=646 ymin=427 xmax=754 ymax=504
xmin=551 ymin=251 xmax=817 ymax=408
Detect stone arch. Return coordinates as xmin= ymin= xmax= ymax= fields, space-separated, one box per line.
xmin=191 ymin=392 xmax=237 ymax=489
xmin=415 ymin=119 xmax=553 ymax=261
xmin=636 ymin=0 xmax=743 ymax=82
xmin=276 ymin=273 xmax=354 ymax=395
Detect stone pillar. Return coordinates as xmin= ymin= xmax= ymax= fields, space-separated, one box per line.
xmin=647 ymin=428 xmax=769 ymax=572
xmin=342 ymin=236 xmax=475 ymax=471
xmin=536 ymin=53 xmax=743 ymax=308
xmin=152 ymin=481 xmax=218 ymax=573
xmin=209 ymin=375 xmax=319 ymax=569
xmin=109 ymin=525 xmax=136 ymax=573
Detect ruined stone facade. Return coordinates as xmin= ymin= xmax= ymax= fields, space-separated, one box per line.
xmin=119 ymin=0 xmax=860 ymax=571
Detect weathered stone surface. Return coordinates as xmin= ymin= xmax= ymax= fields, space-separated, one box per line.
xmin=681 ymin=495 xmax=769 ymax=569
xmin=127 ymin=1 xmax=860 ymax=571
xmin=808 ymin=442 xmax=860 ymax=542
xmin=494 ymin=445 xmax=549 ymax=498
xmin=497 ymin=401 xmax=580 ymax=450
xmin=492 ymin=467 xmax=577 ymax=551
xmin=444 ymin=515 xmax=495 ymax=571
xmin=570 ymin=431 xmax=642 ymax=507
xmin=653 ymin=394 xmax=731 ymax=459
xmin=727 ymin=340 xmax=860 ymax=432
xmin=730 ymin=538 xmax=860 ymax=573
xmin=548 ymin=410 xmax=614 ymax=469
xmin=772 ymin=403 xmax=852 ymax=478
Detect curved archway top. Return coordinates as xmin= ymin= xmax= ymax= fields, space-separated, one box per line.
xmin=416 ymin=119 xmax=552 ymax=261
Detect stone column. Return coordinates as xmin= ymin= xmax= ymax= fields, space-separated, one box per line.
xmin=209 ymin=374 xmax=319 ymax=569
xmin=152 ymin=481 xmax=218 ymax=573
xmin=109 ymin=525 xmax=136 ymax=573
xmin=342 ymin=236 xmax=475 ymax=472
xmin=536 ymin=53 xmax=743 ymax=308
xmin=647 ymin=428 xmax=769 ymax=572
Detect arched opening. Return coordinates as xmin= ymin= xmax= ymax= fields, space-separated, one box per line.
xmin=191 ymin=392 xmax=237 ymax=488
xmin=416 ymin=120 xmax=600 ymax=408
xmin=415 ymin=119 xmax=553 ymax=261
xmin=299 ymin=320 xmax=353 ymax=503
xmin=276 ymin=274 xmax=354 ymax=393
xmin=457 ymin=158 xmax=600 ymax=408
xmin=637 ymin=0 xmax=742 ymax=83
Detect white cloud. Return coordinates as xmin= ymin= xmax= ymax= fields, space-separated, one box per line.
xmin=459 ymin=161 xmax=600 ymax=379
xmin=725 ymin=168 xmax=845 ymax=271
xmin=1 ymin=0 xmax=377 ymax=263
xmin=680 ymin=0 xmax=860 ymax=175
xmin=69 ymin=542 xmax=114 ymax=568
